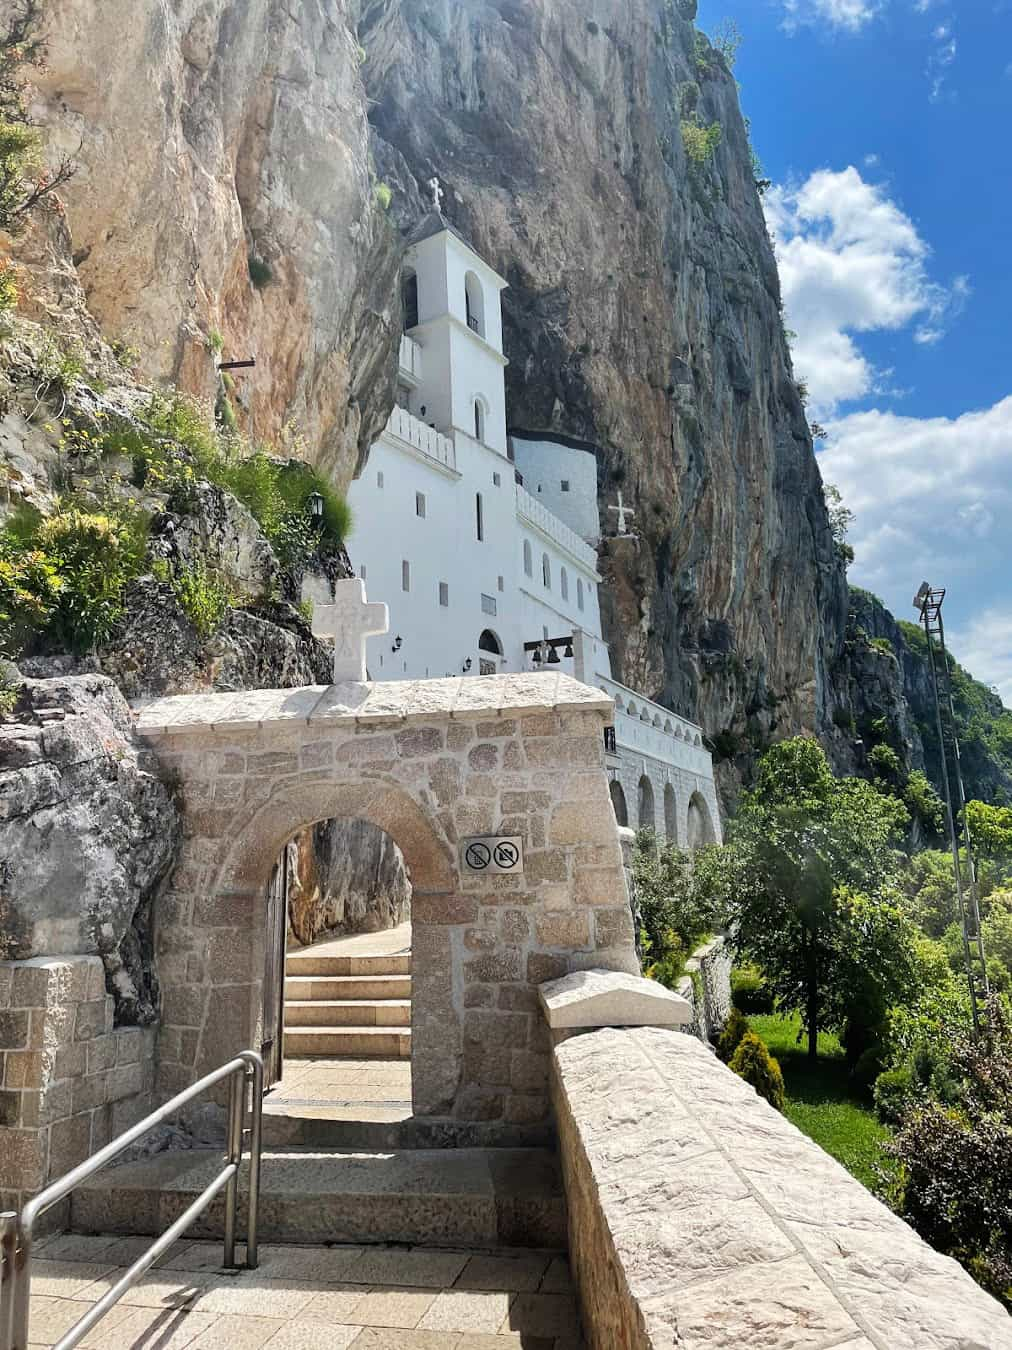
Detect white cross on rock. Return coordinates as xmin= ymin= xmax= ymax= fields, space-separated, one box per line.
xmin=608 ymin=490 xmax=635 ymax=535
xmin=311 ymin=577 xmax=389 ymax=683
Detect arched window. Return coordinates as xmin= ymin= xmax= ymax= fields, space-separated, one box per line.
xmin=542 ymin=553 xmax=551 ymax=589
xmin=401 ymin=269 xmax=418 ymax=330
xmin=664 ymin=784 xmax=678 ymax=843
xmin=687 ymin=792 xmax=717 ymax=850
xmin=474 ymin=399 xmax=485 ymax=442
xmin=577 ymin=578 xmax=584 ymax=611
xmin=464 ymin=271 xmax=485 ymax=337
xmin=560 ymin=567 xmax=569 ymax=601
xmin=475 ymin=492 xmax=484 ymax=541
xmin=638 ymin=775 xmax=655 ymax=831
xmin=523 ymin=540 xmax=532 ymax=576
xmin=478 ymin=629 xmax=502 ymax=655
xmin=610 ymin=780 xmax=629 ymax=827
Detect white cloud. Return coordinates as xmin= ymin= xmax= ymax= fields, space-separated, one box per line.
xmin=765 ymin=167 xmax=963 ymax=416
xmin=950 ymin=609 xmax=1012 ymax=707
xmin=819 ymin=399 xmax=1012 ymax=660
xmin=781 ymin=0 xmax=882 ymax=32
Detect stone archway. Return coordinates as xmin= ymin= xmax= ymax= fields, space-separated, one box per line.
xmin=609 ymin=779 xmax=629 ymax=827
xmin=637 ymin=774 xmax=655 ymax=831
xmin=686 ymin=791 xmax=717 ymax=850
xmin=138 ymin=674 xmax=637 ymax=1135
xmin=664 ymin=784 xmax=678 ymax=843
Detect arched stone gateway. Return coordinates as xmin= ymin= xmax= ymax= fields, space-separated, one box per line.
xmin=637 ymin=774 xmax=655 ymax=832
xmin=686 ymin=790 xmax=717 ymax=850
xmin=609 ymin=778 xmax=629 ymax=827
xmin=137 ymin=672 xmax=637 ymax=1136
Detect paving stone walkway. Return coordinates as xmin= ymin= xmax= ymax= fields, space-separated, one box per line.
xmin=28 ymin=1234 xmax=584 ymax=1348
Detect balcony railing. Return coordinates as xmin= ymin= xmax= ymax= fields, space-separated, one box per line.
xmin=385 ymin=405 xmax=457 ymax=472
xmin=398 ymin=333 xmax=422 ymax=381
xmin=517 ymin=486 xmax=598 ymax=570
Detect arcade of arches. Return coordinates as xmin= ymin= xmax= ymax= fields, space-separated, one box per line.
xmin=608 ymin=772 xmax=717 ymax=850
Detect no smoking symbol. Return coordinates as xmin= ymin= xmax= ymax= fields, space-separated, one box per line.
xmin=493 ymin=841 xmax=519 ymax=869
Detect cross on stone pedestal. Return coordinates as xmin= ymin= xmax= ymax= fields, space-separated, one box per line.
xmin=428 ymin=176 xmax=444 ymax=212
xmin=311 ymin=578 xmax=389 ymax=683
xmin=608 ymin=490 xmax=635 ymax=536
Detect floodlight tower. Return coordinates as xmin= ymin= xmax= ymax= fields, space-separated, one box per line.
xmin=913 ymin=582 xmax=989 ymax=1033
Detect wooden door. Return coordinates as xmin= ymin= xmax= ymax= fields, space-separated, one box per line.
xmin=262 ymin=851 xmax=288 ymax=1090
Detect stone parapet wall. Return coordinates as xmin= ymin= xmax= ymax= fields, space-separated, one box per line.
xmin=0 ymin=956 xmax=155 ymax=1225
xmin=552 ymin=1024 xmax=1010 ymax=1349
xmin=677 ymin=935 xmax=732 ymax=1043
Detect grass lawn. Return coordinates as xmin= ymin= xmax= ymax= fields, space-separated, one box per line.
xmin=749 ymin=1013 xmax=896 ymax=1192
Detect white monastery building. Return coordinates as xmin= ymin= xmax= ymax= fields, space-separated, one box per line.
xmin=341 ymin=202 xmax=722 ymax=848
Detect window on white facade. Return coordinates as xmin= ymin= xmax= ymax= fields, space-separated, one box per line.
xmin=542 ymin=554 xmax=551 ymax=589
xmin=560 ymin=567 xmax=569 ymax=601
xmin=474 ymin=400 xmax=485 ymax=442
xmin=481 ymin=594 xmax=497 ymax=616
xmin=497 ymin=575 xmax=504 ymax=592
xmin=401 ymin=270 xmax=419 ymax=330
xmin=465 ymin=271 xmax=485 ymax=337
xmin=476 ymin=492 xmax=484 ymax=541
xmin=561 ymin=480 xmax=570 ymax=492
xmin=523 ymin=540 xmax=532 ymax=576
xmin=377 ymin=471 xmax=384 ymax=488
xmin=577 ymin=578 xmax=584 ymax=610
xmin=360 ymin=565 xmax=367 ymax=580
xmin=439 ymin=581 xmax=449 ymax=606
xmin=415 ymin=492 xmax=426 ymax=518
xmin=402 ymin=560 xmax=410 ymax=592
xmin=493 ymin=471 xmax=501 ymax=487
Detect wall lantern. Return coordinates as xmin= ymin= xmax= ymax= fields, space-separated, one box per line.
xmin=392 ymin=635 xmax=403 ymax=652
xmin=462 ymin=658 xmax=473 ymax=673
xmin=307 ymin=491 xmax=325 ymax=527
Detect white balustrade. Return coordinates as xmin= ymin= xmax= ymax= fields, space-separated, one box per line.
xmin=386 ymin=405 xmax=456 ymax=471
xmin=398 ymin=333 xmax=423 ymax=381
xmin=516 ymin=486 xmax=598 ymax=570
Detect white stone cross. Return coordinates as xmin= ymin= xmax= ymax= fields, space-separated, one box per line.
xmin=311 ymin=577 xmax=389 ymax=683
xmin=428 ymin=176 xmax=444 ymax=212
xmin=608 ymin=490 xmax=635 ymax=535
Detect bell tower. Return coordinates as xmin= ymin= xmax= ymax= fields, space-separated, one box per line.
xmin=400 ymin=180 xmax=510 ymax=456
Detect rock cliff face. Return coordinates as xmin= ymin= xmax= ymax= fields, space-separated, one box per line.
xmin=285 ymin=818 xmax=411 ymax=948
xmin=361 ymin=0 xmax=848 ymax=799
xmin=20 ymin=0 xmax=401 ymax=477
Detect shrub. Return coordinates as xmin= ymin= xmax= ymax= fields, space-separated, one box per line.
xmin=731 ymin=965 xmax=774 ymax=1015
xmin=373 ymin=181 xmax=392 ymax=211
xmin=33 ymin=505 xmax=148 ymax=651
xmin=173 ymin=561 xmax=233 ymax=639
xmin=681 ymin=118 xmax=722 ymax=166
xmin=248 ymin=253 xmax=273 ymax=290
xmin=205 ymin=329 xmax=225 ymax=356
xmin=729 ymin=1031 xmax=785 ymax=1110
xmin=644 ymin=934 xmax=687 ymax=991
xmin=716 ymin=1007 xmax=750 ymax=1063
xmin=873 ymin=1064 xmax=917 ymax=1126
xmin=0 ymin=538 xmax=63 ymax=654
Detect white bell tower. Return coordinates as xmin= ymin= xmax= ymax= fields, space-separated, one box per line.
xmin=400 ymin=182 xmax=510 ymax=456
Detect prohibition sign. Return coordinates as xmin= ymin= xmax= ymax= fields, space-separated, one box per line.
xmin=465 ymin=842 xmax=492 ymax=870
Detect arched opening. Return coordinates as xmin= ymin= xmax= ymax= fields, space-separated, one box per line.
xmin=464 ymin=270 xmax=485 ymax=337
xmin=664 ymin=784 xmax=678 ymax=843
xmin=523 ymin=539 xmax=533 ymax=576
xmin=478 ymin=627 xmax=503 ymax=675
xmin=638 ymin=775 xmax=655 ymax=831
xmin=687 ymin=791 xmax=717 ymax=850
xmin=264 ymin=814 xmax=413 ymax=1111
xmin=401 ymin=269 xmax=419 ymax=330
xmin=474 ymin=398 xmax=485 ymax=442
xmin=542 ymin=553 xmax=551 ymax=589
xmin=560 ymin=567 xmax=569 ymax=601
xmin=610 ymin=779 xmax=629 ymax=827
xmin=577 ymin=578 xmax=584 ymax=611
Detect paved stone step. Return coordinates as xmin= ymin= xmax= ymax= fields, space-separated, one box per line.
xmin=283 ymin=1025 xmax=411 ymax=1058
xmin=284 ymin=973 xmax=412 ymax=1001
xmin=285 ymin=951 xmax=411 ymax=977
xmin=70 ymin=1146 xmax=567 ymax=1250
xmin=260 ymin=1107 xmax=553 ymax=1153
xmin=284 ymin=998 xmax=411 ymax=1028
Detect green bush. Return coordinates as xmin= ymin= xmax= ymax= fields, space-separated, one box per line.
xmin=0 ymin=257 xmax=17 ymax=313
xmin=681 ymin=118 xmax=722 ymax=165
xmin=373 ymin=181 xmax=392 ymax=211
xmin=873 ymin=1064 xmax=916 ymax=1126
xmin=644 ymin=934 xmax=687 ymax=991
xmin=0 ymin=537 xmax=63 ymax=654
xmin=728 ymin=1031 xmax=785 ymax=1111
xmin=716 ymin=1007 xmax=750 ymax=1063
xmin=731 ymin=965 xmax=775 ymax=1015
xmin=173 ymin=561 xmax=233 ymax=639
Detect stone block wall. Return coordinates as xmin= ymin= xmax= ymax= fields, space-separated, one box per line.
xmin=609 ymin=750 xmax=721 ymax=849
xmin=677 ymin=936 xmax=732 ymax=1043
xmin=0 ymin=956 xmax=155 ymax=1225
xmin=551 ymin=1024 xmax=1010 ymax=1349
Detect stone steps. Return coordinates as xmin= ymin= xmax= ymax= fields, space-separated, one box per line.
xmin=284 ymin=998 xmax=411 ymax=1028
xmin=70 ymin=1146 xmax=567 ymax=1250
xmin=283 ymin=1025 xmax=411 ymax=1058
xmin=285 ymin=951 xmax=411 ymax=977
xmin=284 ymin=973 xmax=413 ymax=1001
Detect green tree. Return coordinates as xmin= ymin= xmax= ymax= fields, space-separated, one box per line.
xmin=966 ymin=800 xmax=1012 ymax=858
xmin=723 ymin=737 xmax=913 ymax=1057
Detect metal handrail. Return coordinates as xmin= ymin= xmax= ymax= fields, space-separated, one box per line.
xmin=1 ymin=1049 xmax=263 ymax=1350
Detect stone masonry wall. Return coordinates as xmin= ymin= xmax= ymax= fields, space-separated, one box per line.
xmin=0 ymin=956 xmax=155 ymax=1226
xmin=552 ymin=1024 xmax=1010 ymax=1349
xmin=610 ymin=752 xmax=721 ymax=849
xmin=677 ymin=936 xmax=732 ymax=1044
xmin=135 ymin=673 xmax=638 ymax=1141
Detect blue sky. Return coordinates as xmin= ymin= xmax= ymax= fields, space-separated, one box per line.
xmin=696 ymin=0 xmax=1012 ymax=701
